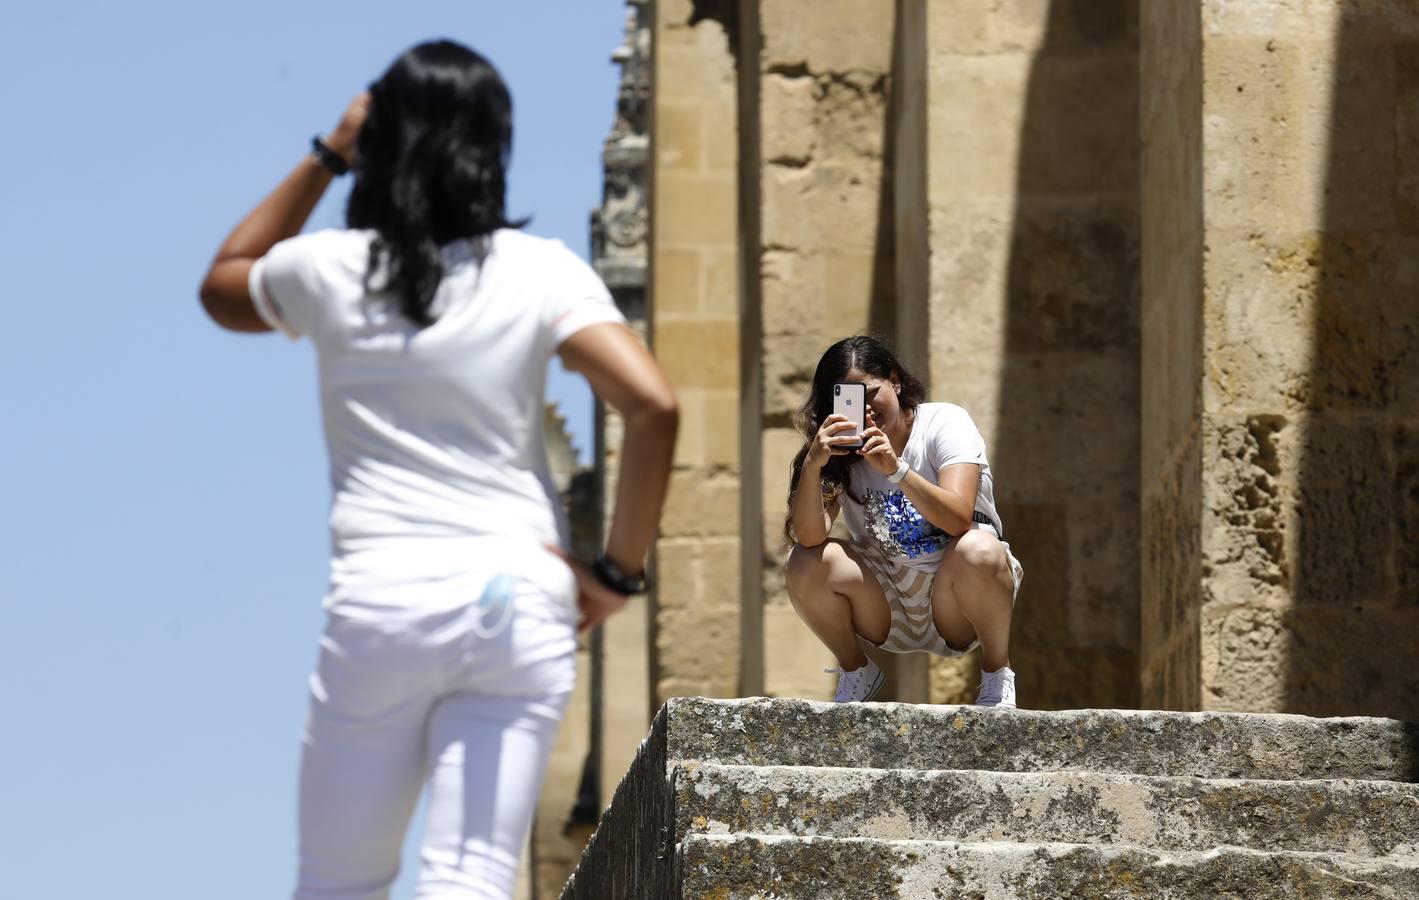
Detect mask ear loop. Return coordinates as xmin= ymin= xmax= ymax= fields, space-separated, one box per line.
xmin=471 ymin=573 xmax=519 ymax=639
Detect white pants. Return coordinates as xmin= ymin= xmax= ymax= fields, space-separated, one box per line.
xmin=293 ymin=563 xmax=577 ymax=900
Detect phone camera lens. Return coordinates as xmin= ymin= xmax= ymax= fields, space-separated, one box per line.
xmin=834 ymin=385 xmax=841 ymax=395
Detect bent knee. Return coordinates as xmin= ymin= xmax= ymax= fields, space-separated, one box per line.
xmin=947 ymin=529 xmax=1007 ymax=574
xmin=785 ymin=541 xmax=840 ymax=589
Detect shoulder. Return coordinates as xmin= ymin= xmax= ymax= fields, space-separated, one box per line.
xmin=491 ymin=229 xmax=585 ymax=270
xmin=267 ymin=228 xmax=374 ymax=279
xmin=935 ymin=402 xmax=979 ymax=420
xmin=496 ymin=230 xmax=614 ymax=317
xmin=915 ymin=402 xmax=972 ymax=429
xmin=916 ymin=403 xmax=985 ymax=458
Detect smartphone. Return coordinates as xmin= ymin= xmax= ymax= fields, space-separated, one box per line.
xmin=832 ymin=382 xmax=866 ymax=451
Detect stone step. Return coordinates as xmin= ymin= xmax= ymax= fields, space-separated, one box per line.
xmin=675 ymin=763 xmax=1419 ymax=858
xmin=677 ymin=835 xmax=1419 ymax=899
xmin=560 ymin=699 xmax=1419 ymax=898
xmin=669 ymin=697 xmax=1419 ymax=781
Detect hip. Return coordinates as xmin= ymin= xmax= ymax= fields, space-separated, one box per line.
xmin=323 ymin=536 xmax=577 ymax=623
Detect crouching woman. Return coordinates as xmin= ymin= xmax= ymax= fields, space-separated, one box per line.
xmin=784 ymin=336 xmax=1024 ymax=707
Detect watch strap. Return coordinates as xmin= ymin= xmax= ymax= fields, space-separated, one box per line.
xmin=311 ymin=135 xmax=351 ymax=176
xmin=593 ymin=552 xmax=648 ymax=596
xmin=886 ymin=457 xmax=911 ymax=484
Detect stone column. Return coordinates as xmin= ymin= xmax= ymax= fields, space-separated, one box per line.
xmin=1139 ymin=0 xmax=1203 ymax=710
xmin=650 ymin=0 xmax=744 ymax=703
xmin=746 ymin=0 xmax=901 ymax=701
xmin=900 ymin=0 xmax=1142 ymax=707
xmin=1141 ymin=2 xmax=1419 ymax=718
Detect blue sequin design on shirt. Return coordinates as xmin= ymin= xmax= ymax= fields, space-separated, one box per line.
xmin=863 ymin=489 xmax=949 ymax=560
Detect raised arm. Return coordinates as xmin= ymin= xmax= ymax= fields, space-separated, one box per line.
xmin=197 ymin=94 xmax=367 ymax=332
xmin=789 ymin=414 xmax=858 ymax=547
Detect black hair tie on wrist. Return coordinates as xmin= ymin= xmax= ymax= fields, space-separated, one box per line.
xmin=310 ymin=135 xmax=350 ymax=176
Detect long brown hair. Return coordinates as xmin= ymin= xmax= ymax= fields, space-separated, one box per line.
xmin=783 ymin=335 xmax=926 ymax=546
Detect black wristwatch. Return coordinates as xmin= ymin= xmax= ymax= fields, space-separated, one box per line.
xmin=310 ymin=135 xmax=351 ymax=176
xmin=593 ymin=552 xmax=649 ymax=596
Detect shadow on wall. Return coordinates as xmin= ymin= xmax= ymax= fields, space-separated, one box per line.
xmin=993 ymin=0 xmax=1142 ymax=710
xmin=1288 ymin=9 xmax=1419 ymax=719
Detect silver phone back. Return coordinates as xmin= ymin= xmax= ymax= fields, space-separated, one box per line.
xmin=832 ymin=383 xmax=866 ymax=446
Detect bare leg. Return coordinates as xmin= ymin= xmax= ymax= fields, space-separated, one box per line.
xmin=785 ymin=540 xmax=892 ymax=670
xmin=929 ymin=530 xmax=1016 ymax=672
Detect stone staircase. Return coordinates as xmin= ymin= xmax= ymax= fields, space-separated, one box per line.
xmin=560 ymin=697 xmax=1419 ymax=898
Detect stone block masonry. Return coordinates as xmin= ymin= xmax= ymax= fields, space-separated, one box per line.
xmin=745 ymin=0 xmax=902 ymax=702
xmin=650 ymin=0 xmax=743 ymax=705
xmin=561 ymin=697 xmax=1419 ymax=898
xmin=1140 ymin=0 xmax=1419 ymax=719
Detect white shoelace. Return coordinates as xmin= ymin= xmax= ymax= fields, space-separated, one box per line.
xmin=825 ymin=663 xmax=882 ymax=701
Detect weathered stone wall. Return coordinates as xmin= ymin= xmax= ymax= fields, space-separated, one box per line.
xmin=1282 ymin=2 xmax=1419 ymax=719
xmin=748 ymin=0 xmax=900 ymax=701
xmin=906 ymin=0 xmax=1142 ymax=707
xmin=1139 ymin=0 xmax=1204 ymax=710
xmin=651 ymin=0 xmax=743 ymax=703
xmin=637 ymin=0 xmax=1419 ymax=723
xmin=1141 ymin=1 xmax=1419 ymax=720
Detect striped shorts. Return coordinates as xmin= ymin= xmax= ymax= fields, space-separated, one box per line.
xmin=854 ymin=526 xmax=1024 ymax=656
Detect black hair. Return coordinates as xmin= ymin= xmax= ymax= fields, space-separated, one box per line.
xmin=784 ymin=335 xmax=927 ymax=546
xmin=346 ymin=40 xmax=526 ymax=327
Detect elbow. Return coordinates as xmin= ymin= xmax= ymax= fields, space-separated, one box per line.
xmin=628 ymin=389 xmax=680 ymax=431
xmin=198 ymin=277 xmax=223 ymax=325
xmin=198 ymin=270 xmax=233 ymax=327
xmin=649 ymin=389 xmax=680 ymax=423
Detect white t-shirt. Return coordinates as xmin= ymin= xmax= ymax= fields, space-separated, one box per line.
xmin=248 ymin=228 xmax=625 ymax=613
xmin=835 ymin=403 xmax=1003 ymax=573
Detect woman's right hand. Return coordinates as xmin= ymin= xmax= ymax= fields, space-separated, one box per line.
xmin=324 ymin=92 xmax=371 ymax=164
xmin=805 ymin=414 xmax=860 ymax=470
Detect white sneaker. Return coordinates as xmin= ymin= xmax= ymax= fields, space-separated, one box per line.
xmin=975 ymin=666 xmax=1017 ymax=708
xmin=824 ymin=658 xmax=885 ymax=703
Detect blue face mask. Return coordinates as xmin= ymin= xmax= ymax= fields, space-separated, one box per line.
xmin=471 ymin=572 xmax=519 ymax=639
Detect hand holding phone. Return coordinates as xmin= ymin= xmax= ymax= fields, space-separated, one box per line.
xmin=832 ymin=382 xmax=866 ymax=451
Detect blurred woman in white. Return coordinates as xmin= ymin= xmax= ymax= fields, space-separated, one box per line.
xmin=199 ymin=40 xmax=677 ymax=900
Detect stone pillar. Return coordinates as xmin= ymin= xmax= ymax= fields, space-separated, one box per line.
xmin=1140 ymin=2 xmax=1419 ymax=718
xmin=745 ymin=0 xmax=902 ymax=701
xmin=901 ymin=0 xmax=1142 ymax=707
xmin=1139 ymin=0 xmax=1203 ymax=710
xmin=650 ymin=0 xmax=743 ymax=703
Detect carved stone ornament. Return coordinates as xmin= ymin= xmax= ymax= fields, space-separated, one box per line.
xmin=592 ymin=0 xmax=649 ymax=309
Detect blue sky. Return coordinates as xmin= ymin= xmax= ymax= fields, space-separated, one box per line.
xmin=0 ymin=3 xmax=624 ymax=897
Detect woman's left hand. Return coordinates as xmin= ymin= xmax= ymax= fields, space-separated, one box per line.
xmin=858 ymin=411 xmax=900 ymax=477
xmin=546 ymin=544 xmax=631 ymax=632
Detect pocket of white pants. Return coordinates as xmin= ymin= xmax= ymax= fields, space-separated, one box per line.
xmin=502 ymin=547 xmax=578 ymax=627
